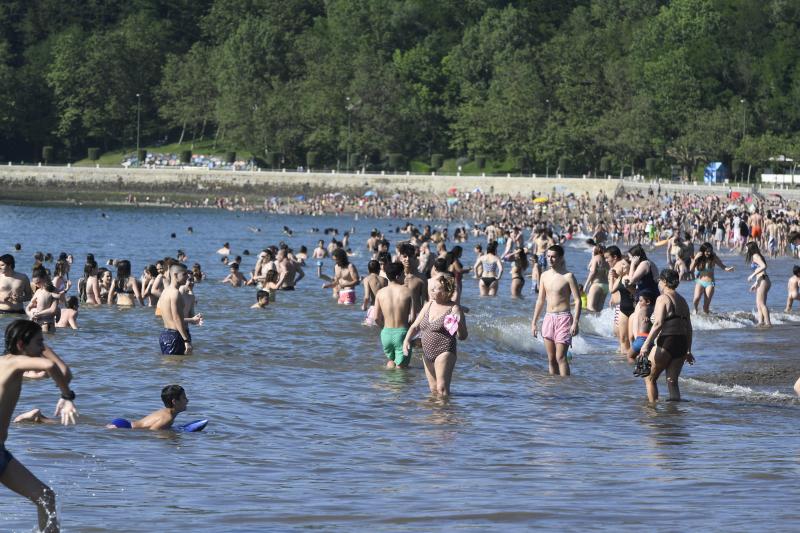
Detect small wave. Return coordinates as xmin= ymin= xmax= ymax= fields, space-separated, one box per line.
xmin=769 ymin=311 xmax=800 ymax=325
xmin=683 ymin=378 xmax=798 ymax=403
xmin=690 ymin=310 xmax=754 ymax=330
xmin=473 ymin=314 xmax=597 ymax=355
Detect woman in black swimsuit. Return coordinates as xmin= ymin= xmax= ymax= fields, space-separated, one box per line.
xmin=403 ymin=276 xmax=467 ymax=397
xmin=638 ymin=269 xmax=695 ymax=402
xmin=510 ymin=248 xmax=528 ymax=298
xmin=108 ymin=259 xmax=142 ymax=306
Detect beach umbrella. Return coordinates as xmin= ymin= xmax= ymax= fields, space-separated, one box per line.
xmin=364 ymin=190 xmax=378 ymax=197
xmin=447 ymin=187 xmax=458 ymax=195
xmin=533 ymin=197 xmax=549 ymax=203
xmin=295 ymin=195 xmax=305 ymax=201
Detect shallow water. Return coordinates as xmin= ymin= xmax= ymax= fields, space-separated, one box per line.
xmin=1 ymin=204 xmax=799 ymax=532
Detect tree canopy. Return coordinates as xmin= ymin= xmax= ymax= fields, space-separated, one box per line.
xmin=1 ymin=0 xmax=799 ymax=177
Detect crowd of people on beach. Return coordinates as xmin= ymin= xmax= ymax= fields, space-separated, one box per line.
xmin=2 ymin=184 xmax=800 ymax=531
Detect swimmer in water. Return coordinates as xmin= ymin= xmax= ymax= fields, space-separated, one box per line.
xmin=322 ymin=249 xmax=360 ymax=304
xmin=106 ymin=385 xmax=188 ymax=430
xmin=222 ymin=262 xmax=246 ymax=287
xmin=251 ymin=290 xmax=270 ymax=309
xmin=55 ymin=296 xmax=79 ymax=329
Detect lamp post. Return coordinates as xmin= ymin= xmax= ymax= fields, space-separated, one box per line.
xmin=545 ymin=99 xmax=551 ymax=178
xmin=740 ymin=98 xmax=746 ymax=139
xmin=346 ymin=97 xmax=353 ymax=172
xmin=136 ymin=93 xmax=141 ymax=164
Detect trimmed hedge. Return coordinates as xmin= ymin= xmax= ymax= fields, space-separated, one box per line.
xmin=88 ymin=147 xmax=100 ymax=161
xmin=431 ymin=153 xmax=444 ymax=170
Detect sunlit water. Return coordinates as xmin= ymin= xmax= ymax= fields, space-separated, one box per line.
xmin=1 ymin=204 xmax=799 ymax=531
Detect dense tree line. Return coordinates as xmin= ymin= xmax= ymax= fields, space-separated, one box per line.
xmin=1 ymin=0 xmax=799 ymax=177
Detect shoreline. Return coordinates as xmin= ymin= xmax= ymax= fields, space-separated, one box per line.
xmin=2 ymin=165 xmax=796 ymax=207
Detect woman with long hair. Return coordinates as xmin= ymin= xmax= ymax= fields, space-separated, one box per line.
xmin=510 ymin=248 xmax=528 ymax=298
xmin=746 ymin=241 xmax=771 ymax=327
xmin=583 ymin=244 xmax=609 ymax=311
xmin=107 ymin=259 xmax=142 ymax=306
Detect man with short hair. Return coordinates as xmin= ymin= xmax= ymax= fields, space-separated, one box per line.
xmin=397 ymin=243 xmax=426 ymax=315
xmin=157 ymin=263 xmax=195 ymax=355
xmin=531 ymin=245 xmax=581 ymax=376
xmin=0 ymin=255 xmax=32 ymax=314
xmin=275 ymin=247 xmax=304 ymax=290
xmin=374 ymin=262 xmax=415 ymax=368
xmin=361 ymin=260 xmax=387 ymax=325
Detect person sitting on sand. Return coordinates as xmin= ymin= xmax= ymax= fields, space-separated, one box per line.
xmin=106 ymin=384 xmax=189 ymax=430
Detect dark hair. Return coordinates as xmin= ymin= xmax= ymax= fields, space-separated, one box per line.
xmin=5 ymin=319 xmax=41 ymax=355
xmin=230 ymin=262 xmax=240 ymax=270
xmin=397 ymin=243 xmax=416 ymax=258
xmin=146 ymin=264 xmax=158 ymax=277
xmin=451 ymin=245 xmax=463 ymax=259
xmin=745 ymin=241 xmax=762 ymax=264
xmin=548 ymin=244 xmax=564 ymax=258
xmin=333 ymin=248 xmax=349 ymax=266
xmin=264 ymin=269 xmax=278 ymax=283
xmin=54 ymin=259 xmax=69 ymax=277
xmin=793 ymin=265 xmax=800 ymax=277
xmin=627 ymin=244 xmax=648 ymax=261
xmin=66 ymin=296 xmax=79 ymax=310
xmin=515 ymin=249 xmax=529 ymax=270
xmin=385 ymin=261 xmax=404 ymax=282
xmin=256 ymin=290 xmax=269 ymax=300
xmin=433 ymin=257 xmax=449 ymax=274
xmin=605 ymin=246 xmax=622 ymax=259
xmin=0 ymin=254 xmax=15 ymax=270
xmin=659 ymin=268 xmax=680 ymax=290
xmin=84 ymin=262 xmax=97 ymax=276
xmin=114 ymin=259 xmax=132 ymax=291
xmin=376 ymin=251 xmax=391 ymax=266
xmin=161 ymin=384 xmax=185 ymax=407
xmin=697 ymin=242 xmax=715 ymax=269
xmin=367 ymin=260 xmax=380 ymax=274
xmin=487 ymin=241 xmax=498 ymax=255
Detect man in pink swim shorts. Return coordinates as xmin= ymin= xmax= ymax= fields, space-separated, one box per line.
xmin=531 ymin=245 xmax=582 ymax=376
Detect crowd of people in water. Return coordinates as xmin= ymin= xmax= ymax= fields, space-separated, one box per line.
xmin=2 ymin=184 xmax=800 ymax=531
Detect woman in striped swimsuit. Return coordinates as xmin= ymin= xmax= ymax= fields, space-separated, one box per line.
xmin=403 ymin=276 xmax=467 ymax=397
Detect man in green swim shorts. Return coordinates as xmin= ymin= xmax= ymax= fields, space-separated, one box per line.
xmin=374 ymin=262 xmax=415 ymax=368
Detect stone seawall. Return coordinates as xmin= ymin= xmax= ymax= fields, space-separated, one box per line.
xmin=0 ymin=165 xmax=795 ymax=202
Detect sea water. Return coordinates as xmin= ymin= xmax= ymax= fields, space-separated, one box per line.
xmin=1 ymin=204 xmax=798 ymax=532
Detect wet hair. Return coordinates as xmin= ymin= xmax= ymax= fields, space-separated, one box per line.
xmin=170 ymin=262 xmax=188 ymax=274
xmin=0 ymin=254 xmax=15 ymax=269
xmin=605 ymin=245 xmax=622 ymax=259
xmin=697 ymin=242 xmax=715 ymax=269
xmin=230 ymin=262 xmax=240 ymax=271
xmin=367 ymin=260 xmax=380 ymax=274
xmin=256 ymin=290 xmax=269 ymax=301
xmin=385 ymin=261 xmax=404 ymax=282
xmin=515 ymin=249 xmax=529 ymax=270
xmin=659 ymin=268 xmax=680 ymax=290
xmin=627 ymin=244 xmax=648 ymax=261
xmin=793 ymin=265 xmax=800 ymax=277
xmin=451 ymin=245 xmax=463 ymax=259
xmin=145 ymin=264 xmax=158 ymax=277
xmin=65 ymin=296 xmax=79 ymax=310
xmin=13 ymin=243 xmax=21 ymax=251
xmin=299 ymin=245 xmax=308 ymax=254
xmin=487 ymin=241 xmax=498 ymax=255
xmin=745 ymin=241 xmax=762 ymax=264
xmin=264 ymin=269 xmax=279 ymax=283
xmin=31 ymin=265 xmax=48 ymax=280
xmin=593 ymin=244 xmax=605 ymax=256
xmin=84 ymin=262 xmax=97 ymax=276
xmin=547 ymin=244 xmax=564 ymax=258
xmin=33 ymin=251 xmax=44 ymax=262
xmin=5 ymin=319 xmax=41 ymax=355
xmin=435 ymin=274 xmax=456 ymax=296
xmin=58 ymin=252 xmax=68 ymax=261
xmin=333 ymin=248 xmax=349 ymax=266
xmin=161 ymin=384 xmax=186 ymax=407
xmin=114 ymin=259 xmax=132 ymax=291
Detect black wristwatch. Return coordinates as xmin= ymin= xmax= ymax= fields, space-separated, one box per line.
xmin=61 ymin=389 xmax=76 ymax=401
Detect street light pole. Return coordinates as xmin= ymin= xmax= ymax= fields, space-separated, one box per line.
xmin=545 ymin=99 xmax=551 ymax=178
xmin=740 ymin=98 xmax=746 ymax=138
xmin=136 ymin=93 xmax=141 ymax=164
xmin=346 ymin=97 xmax=353 ymax=172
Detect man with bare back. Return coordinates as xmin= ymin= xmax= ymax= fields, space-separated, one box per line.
xmin=374 ymin=262 xmax=415 ymax=368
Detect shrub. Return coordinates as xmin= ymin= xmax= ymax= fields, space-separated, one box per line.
xmin=431 ymin=153 xmax=444 ymax=170
xmin=88 ymin=147 xmax=100 ymax=161
xmin=225 ymin=151 xmax=236 ymax=164
xmin=180 ymin=150 xmax=191 ymax=164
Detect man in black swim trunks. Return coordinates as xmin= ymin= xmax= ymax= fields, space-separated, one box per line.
xmin=0 ymin=254 xmax=32 ymax=314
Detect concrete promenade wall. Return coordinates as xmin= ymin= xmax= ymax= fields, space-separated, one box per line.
xmin=0 ymin=164 xmax=798 ymax=200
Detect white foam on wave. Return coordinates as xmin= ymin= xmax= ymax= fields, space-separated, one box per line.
xmin=769 ymin=311 xmax=800 ymax=324
xmin=579 ymin=308 xmax=616 ymax=337
xmin=683 ymin=378 xmax=797 ymax=403
xmin=473 ymin=314 xmax=598 ymax=355
xmin=690 ymin=310 xmax=754 ymax=330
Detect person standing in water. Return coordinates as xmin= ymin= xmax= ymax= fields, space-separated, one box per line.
xmin=374 ymin=262 xmax=415 ymax=368
xmin=531 ymin=245 xmax=581 ymax=376
xmin=746 ymin=241 xmax=771 ymax=327
xmin=157 ymin=263 xmax=195 ymax=355
xmin=1 ymin=319 xmax=79 ymax=533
